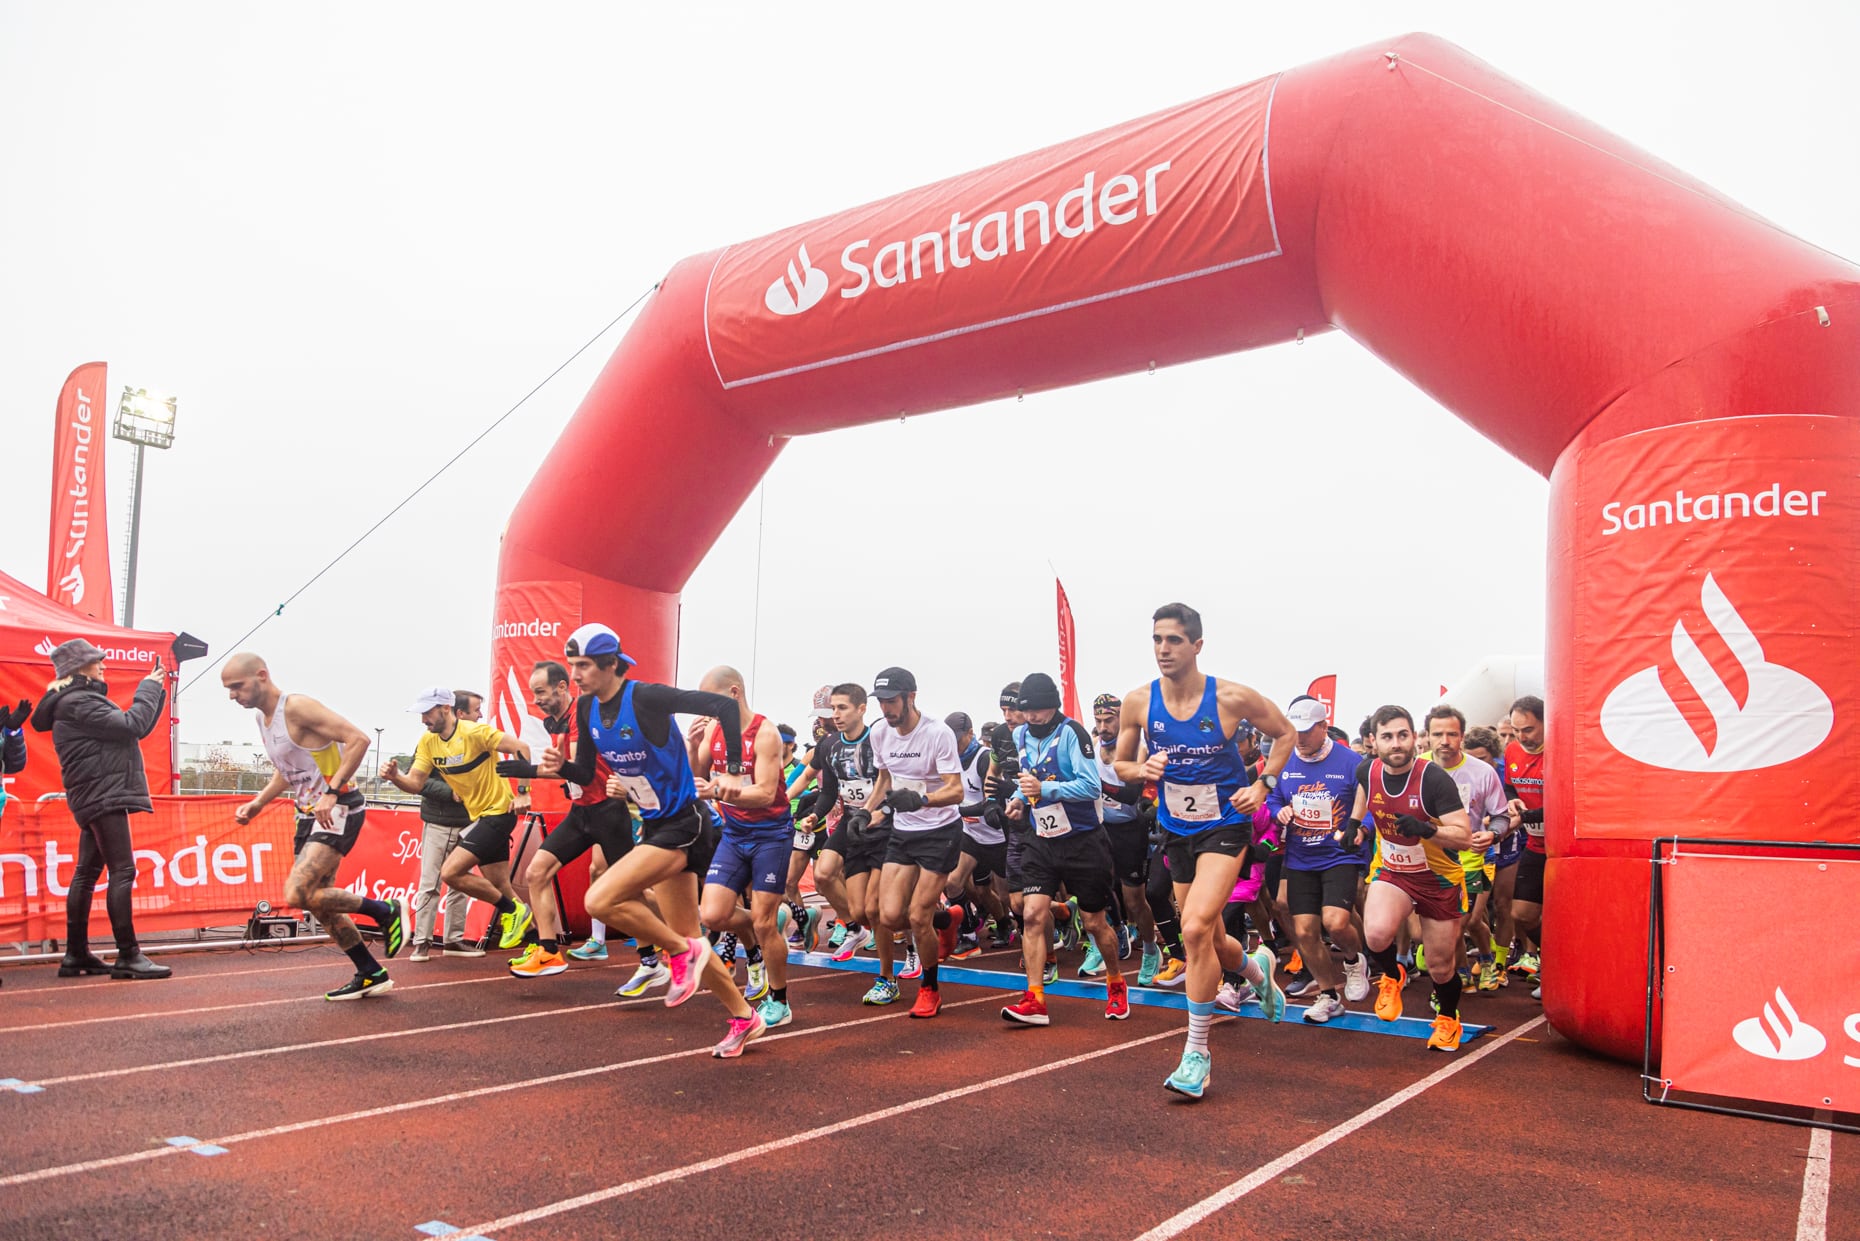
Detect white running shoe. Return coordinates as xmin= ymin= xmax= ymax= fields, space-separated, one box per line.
xmin=616 ymin=959 xmax=671 ymax=997
xmin=1302 ymin=992 xmax=1347 ymax=1024
xmin=899 ymin=946 xmax=922 ymax=981
xmin=1341 ymin=954 xmax=1371 ymax=1003
xmin=1214 ymin=980 xmax=1253 ymax=1012
xmin=831 ymin=926 xmax=875 ymax=963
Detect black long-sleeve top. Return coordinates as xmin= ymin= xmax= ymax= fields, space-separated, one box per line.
xmin=553 ymin=680 xmax=743 ymax=788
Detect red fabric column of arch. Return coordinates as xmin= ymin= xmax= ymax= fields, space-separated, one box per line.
xmin=496 ymin=32 xmax=1860 ymax=1061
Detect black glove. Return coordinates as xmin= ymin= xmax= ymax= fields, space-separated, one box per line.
xmin=1248 ymin=834 xmax=1282 ymax=864
xmin=840 ymin=808 xmax=875 ymax=842
xmin=496 ymin=758 xmax=539 ymax=779
xmin=2 ymin=699 xmax=29 ymax=731
xmin=1519 ymin=807 xmax=1545 ymax=826
xmin=1332 ymin=816 xmax=1366 ymax=849
xmin=1394 ymin=813 xmax=1438 ymax=839
xmin=885 ymin=788 xmax=926 ymax=813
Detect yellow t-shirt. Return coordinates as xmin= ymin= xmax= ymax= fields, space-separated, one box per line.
xmin=414 ymin=720 xmax=512 ymax=820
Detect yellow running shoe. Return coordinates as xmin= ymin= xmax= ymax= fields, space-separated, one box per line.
xmin=1427 ymin=1013 xmax=1463 ymax=1052
xmin=1477 ymin=961 xmax=1501 ymax=992
xmin=498 ymin=901 xmax=533 ymax=950
xmin=508 ymin=942 xmax=539 ymax=968
xmin=1374 ymin=965 xmax=1407 ymax=1022
xmin=510 ymin=947 xmax=568 ymax=979
xmin=1153 ymin=957 xmax=1188 ymax=987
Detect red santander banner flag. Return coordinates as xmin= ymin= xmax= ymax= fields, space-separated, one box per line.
xmin=1056 ymin=578 xmax=1082 ymax=721
xmin=45 ymin=362 xmax=114 ymax=620
xmin=1306 ymin=675 xmax=1336 ymax=726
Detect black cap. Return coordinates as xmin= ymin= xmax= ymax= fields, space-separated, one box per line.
xmin=1018 ymin=673 xmax=1061 ymax=711
xmin=998 ymin=681 xmax=1022 ymax=709
xmin=945 ymin=711 xmax=973 ymax=736
xmin=872 ymin=667 xmax=916 ymax=700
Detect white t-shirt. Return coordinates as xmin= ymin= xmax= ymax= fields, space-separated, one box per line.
xmin=1437 ymin=754 xmax=1508 ymax=834
xmin=869 ymin=713 xmax=962 ymax=832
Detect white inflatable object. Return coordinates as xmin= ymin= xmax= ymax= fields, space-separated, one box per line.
xmin=1434 ymin=655 xmax=1544 ymax=732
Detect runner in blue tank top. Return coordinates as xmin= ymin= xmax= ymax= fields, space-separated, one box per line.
xmin=540 ymin=622 xmax=769 ymax=1059
xmin=1112 ymin=602 xmax=1295 ymax=1101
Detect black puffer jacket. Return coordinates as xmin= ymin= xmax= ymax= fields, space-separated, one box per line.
xmin=30 ymin=675 xmax=167 ymax=824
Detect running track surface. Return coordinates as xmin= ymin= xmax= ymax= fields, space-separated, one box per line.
xmin=0 ymin=943 xmax=1849 ymax=1241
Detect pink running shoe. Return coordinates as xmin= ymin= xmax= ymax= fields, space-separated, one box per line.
xmin=712 ymin=1010 xmax=767 ymax=1058
xmin=831 ymin=926 xmax=874 ymax=963
xmin=665 ymin=936 xmax=715 ymax=1008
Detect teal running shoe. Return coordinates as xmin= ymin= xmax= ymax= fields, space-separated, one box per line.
xmin=566 ymin=938 xmax=608 ymax=961
xmin=1138 ymin=942 xmax=1164 ymax=986
xmin=757 ymin=997 xmax=793 ymax=1028
xmin=1079 ymin=940 xmax=1106 ymax=977
xmin=1164 ymin=1049 xmax=1212 ymax=1099
xmin=1250 ymin=945 xmax=1286 ymax=1023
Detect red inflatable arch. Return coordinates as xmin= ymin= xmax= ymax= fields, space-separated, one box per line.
xmin=494 ymin=33 xmax=1860 ymax=1062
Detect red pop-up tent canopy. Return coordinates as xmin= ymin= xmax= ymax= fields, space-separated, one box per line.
xmin=0 ymin=568 xmax=180 ymax=804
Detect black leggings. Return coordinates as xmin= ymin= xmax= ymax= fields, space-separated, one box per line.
xmin=67 ymin=810 xmax=140 ymax=952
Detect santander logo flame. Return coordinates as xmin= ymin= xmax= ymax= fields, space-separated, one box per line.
xmin=1598 ymin=574 xmax=1832 ymax=772
xmin=1732 ymin=987 xmax=1827 ymax=1061
xmin=764 ymin=243 xmax=829 ymax=316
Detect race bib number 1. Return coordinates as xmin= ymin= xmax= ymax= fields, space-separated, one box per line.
xmin=1164 ymin=782 xmax=1221 ymax=823
xmin=616 ymin=774 xmax=661 ymax=812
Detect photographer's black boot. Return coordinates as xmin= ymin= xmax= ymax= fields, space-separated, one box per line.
xmin=58 ymin=947 xmax=112 ymax=977
xmin=110 ymin=949 xmax=171 ymax=980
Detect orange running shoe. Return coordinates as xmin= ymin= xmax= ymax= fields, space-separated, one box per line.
xmin=909 ymin=987 xmax=942 ymax=1019
xmin=1373 ymin=965 xmax=1407 ymax=1022
xmin=509 ymin=947 xmax=567 ymax=979
xmin=1286 ymin=949 xmax=1304 ymax=974
xmin=1427 ymin=1013 xmax=1463 ymax=1052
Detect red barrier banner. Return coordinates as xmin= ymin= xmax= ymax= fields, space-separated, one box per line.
xmin=45 ymin=362 xmax=114 ymax=621
xmin=0 ymin=797 xmax=448 ymax=943
xmin=1572 ymin=415 xmax=1857 ymax=841
xmin=1661 ymin=850 xmax=1860 ymax=1112
xmin=705 ymin=75 xmax=1279 ymax=389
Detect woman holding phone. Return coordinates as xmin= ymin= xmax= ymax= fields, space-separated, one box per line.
xmin=30 ymin=638 xmax=172 ymax=980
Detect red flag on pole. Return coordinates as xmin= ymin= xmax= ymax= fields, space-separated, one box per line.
xmin=1056 ymin=578 xmax=1082 ymax=721
xmin=46 ymin=362 xmax=114 ymax=621
xmin=1306 ymin=674 xmax=1337 ymax=727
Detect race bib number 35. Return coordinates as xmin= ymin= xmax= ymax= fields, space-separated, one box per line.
xmin=1164 ymin=782 xmax=1220 ymax=823
xmin=840 ymin=778 xmax=872 ymax=809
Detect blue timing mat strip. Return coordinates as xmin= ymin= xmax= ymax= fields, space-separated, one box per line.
xmin=786 ymin=950 xmax=1489 ymax=1042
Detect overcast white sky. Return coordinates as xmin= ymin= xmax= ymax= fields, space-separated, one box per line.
xmin=3 ymin=3 xmax=1855 ymax=758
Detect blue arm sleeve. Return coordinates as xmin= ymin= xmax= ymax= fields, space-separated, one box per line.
xmin=1040 ymin=728 xmax=1102 ymax=803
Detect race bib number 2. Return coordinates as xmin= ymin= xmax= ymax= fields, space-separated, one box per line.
xmin=1164 ymin=781 xmax=1221 ymax=823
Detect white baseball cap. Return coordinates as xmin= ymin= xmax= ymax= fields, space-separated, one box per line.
xmin=407 ymin=685 xmax=453 ymax=714
xmin=1286 ymin=697 xmax=1329 ymax=732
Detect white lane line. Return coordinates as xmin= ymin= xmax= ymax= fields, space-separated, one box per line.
xmin=436 ymin=1019 xmax=1195 ymax=1239
xmin=0 ymin=965 xmax=620 ymax=1034
xmin=1130 ymin=1015 xmax=1548 ymax=1241
xmin=21 ymin=972 xmax=849 ymax=1087
xmin=0 ymin=989 xmax=1015 ymax=1189
xmin=1796 ymin=1126 xmax=1832 ymax=1241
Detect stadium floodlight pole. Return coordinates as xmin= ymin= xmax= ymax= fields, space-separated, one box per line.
xmin=111 ymin=387 xmax=178 ymax=628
